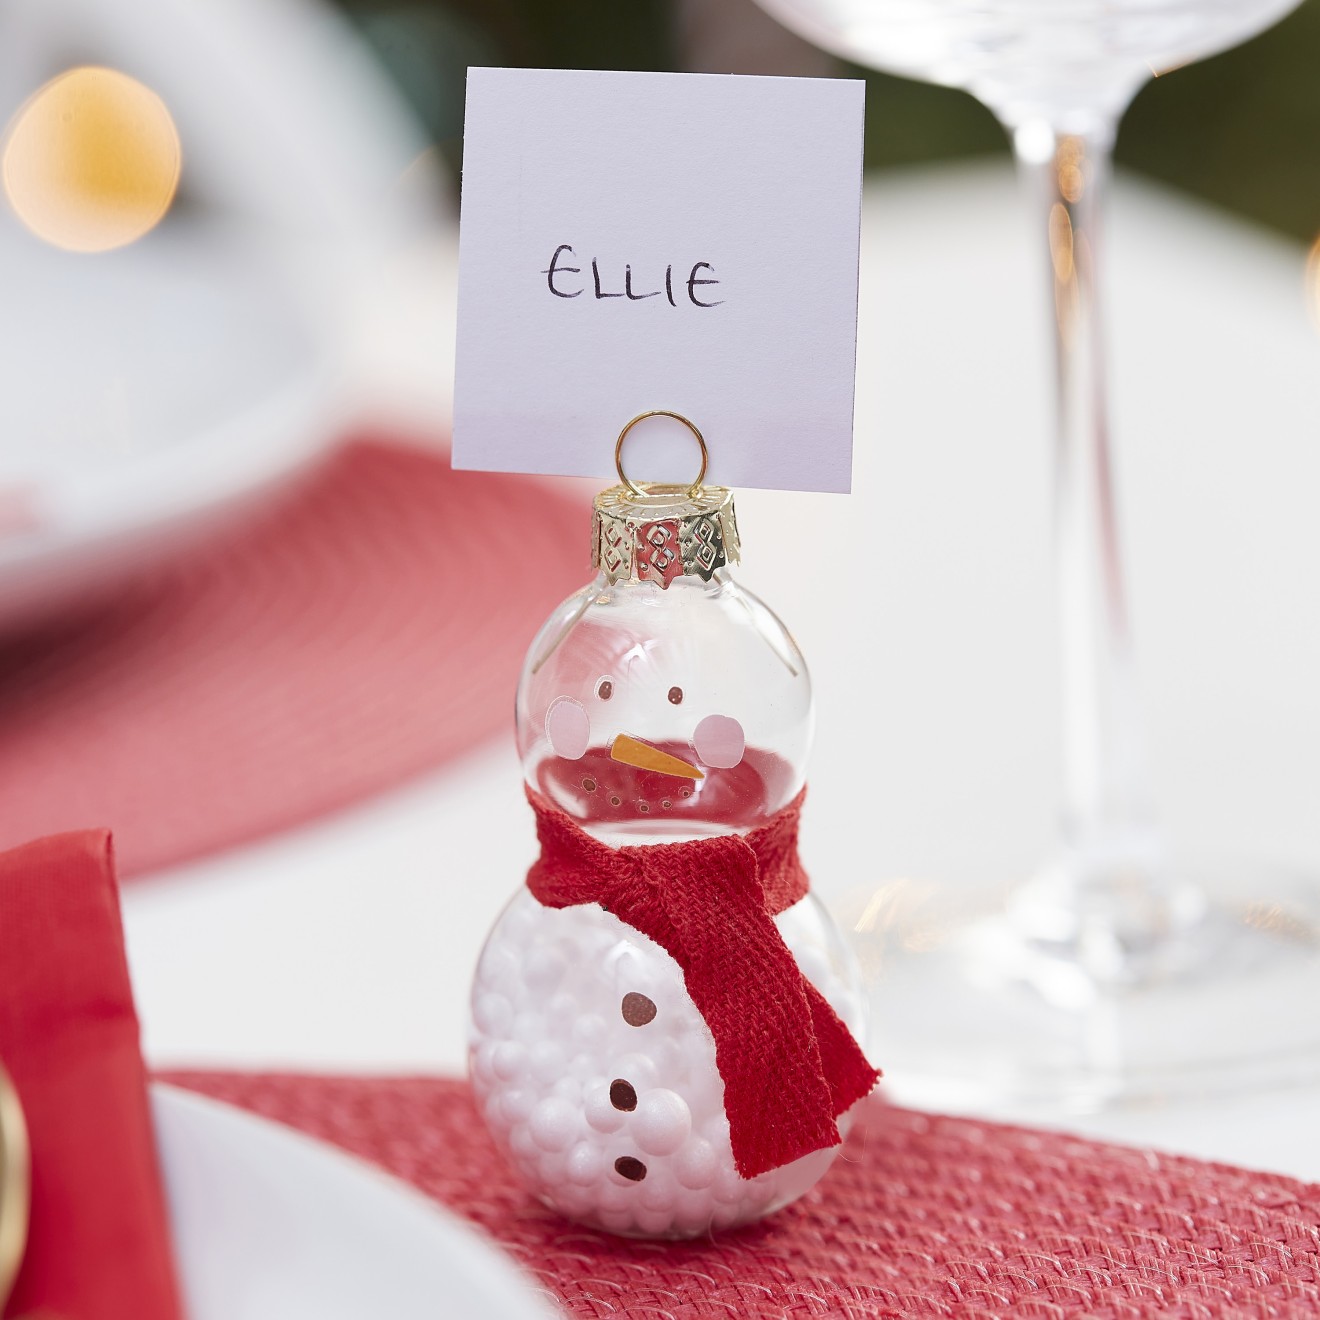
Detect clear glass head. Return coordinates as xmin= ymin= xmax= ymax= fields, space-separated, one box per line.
xmin=516 ymin=566 xmax=812 ymax=847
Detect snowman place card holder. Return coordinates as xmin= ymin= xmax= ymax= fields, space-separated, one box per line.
xmin=453 ymin=67 xmax=872 ymax=1239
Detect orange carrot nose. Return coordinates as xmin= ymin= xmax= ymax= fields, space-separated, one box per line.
xmin=610 ymin=734 xmax=705 ymax=780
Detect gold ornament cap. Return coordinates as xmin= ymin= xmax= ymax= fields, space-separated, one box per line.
xmin=592 ymin=412 xmax=741 ymax=589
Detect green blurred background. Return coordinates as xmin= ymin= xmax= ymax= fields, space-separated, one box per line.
xmin=337 ymin=0 xmax=1320 ymax=243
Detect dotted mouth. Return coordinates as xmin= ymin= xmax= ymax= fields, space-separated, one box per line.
xmin=581 ymin=775 xmax=694 ymax=813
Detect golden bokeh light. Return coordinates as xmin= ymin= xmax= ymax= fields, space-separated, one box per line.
xmin=3 ymin=66 xmax=181 ymax=253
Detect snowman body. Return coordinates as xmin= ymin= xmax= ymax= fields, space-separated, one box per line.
xmin=470 ymin=888 xmax=864 ymax=1238
xmin=469 ymin=485 xmax=873 ymax=1238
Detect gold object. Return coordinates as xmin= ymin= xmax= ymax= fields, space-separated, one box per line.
xmin=0 ymin=1062 xmax=31 ymax=1311
xmin=614 ymin=410 xmax=708 ymax=498
xmin=610 ymin=734 xmax=704 ymax=780
xmin=594 ymin=412 xmax=740 ymax=589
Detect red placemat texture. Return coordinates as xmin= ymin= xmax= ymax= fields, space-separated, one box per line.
xmin=0 ymin=441 xmax=588 ymax=878
xmin=167 ymin=1072 xmax=1320 ymax=1319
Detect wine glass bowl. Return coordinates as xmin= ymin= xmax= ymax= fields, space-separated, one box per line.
xmin=756 ymin=0 xmax=1304 ymax=126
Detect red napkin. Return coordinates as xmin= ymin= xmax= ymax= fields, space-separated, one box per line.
xmin=0 ymin=831 xmax=182 ymax=1320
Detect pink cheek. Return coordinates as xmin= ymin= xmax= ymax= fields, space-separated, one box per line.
xmin=693 ymin=714 xmax=744 ymax=770
xmin=546 ymin=697 xmax=591 ymax=760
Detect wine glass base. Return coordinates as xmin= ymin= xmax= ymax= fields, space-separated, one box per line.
xmin=852 ymin=859 xmax=1320 ymax=1117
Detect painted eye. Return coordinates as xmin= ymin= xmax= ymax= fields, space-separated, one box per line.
xmin=597 ymin=678 xmax=614 ymax=700
xmin=667 ymin=686 xmax=684 ymax=705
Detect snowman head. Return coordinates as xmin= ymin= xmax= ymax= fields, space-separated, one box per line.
xmin=517 ymin=575 xmax=811 ymax=837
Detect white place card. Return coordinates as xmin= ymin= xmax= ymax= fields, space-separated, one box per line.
xmin=453 ymin=67 xmax=864 ymax=494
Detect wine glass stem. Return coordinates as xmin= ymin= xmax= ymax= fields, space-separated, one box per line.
xmin=1013 ymin=120 xmax=1177 ymax=946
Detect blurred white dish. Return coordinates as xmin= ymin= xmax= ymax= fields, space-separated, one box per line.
xmin=153 ymin=1083 xmax=558 ymax=1320
xmin=0 ymin=0 xmax=441 ymax=630
xmin=0 ymin=226 xmax=342 ymax=628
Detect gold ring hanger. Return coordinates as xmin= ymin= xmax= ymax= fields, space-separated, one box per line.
xmin=614 ymin=411 xmax=708 ymax=499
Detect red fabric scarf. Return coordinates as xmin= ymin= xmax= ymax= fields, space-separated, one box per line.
xmin=525 ymin=788 xmax=879 ymax=1180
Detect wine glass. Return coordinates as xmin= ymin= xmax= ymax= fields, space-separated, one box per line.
xmin=750 ymin=0 xmax=1319 ymax=1111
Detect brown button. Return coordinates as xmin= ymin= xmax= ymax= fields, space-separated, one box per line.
xmin=614 ymin=1156 xmax=647 ymax=1182
xmin=609 ymin=1079 xmax=637 ymax=1111
xmin=621 ymin=992 xmax=657 ymax=1027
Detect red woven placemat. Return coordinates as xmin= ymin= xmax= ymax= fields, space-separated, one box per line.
xmin=0 ymin=441 xmax=588 ymax=878
xmin=167 ymin=1072 xmax=1320 ymax=1319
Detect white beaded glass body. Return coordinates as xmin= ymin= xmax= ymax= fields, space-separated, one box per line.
xmin=468 ymin=555 xmax=866 ymax=1239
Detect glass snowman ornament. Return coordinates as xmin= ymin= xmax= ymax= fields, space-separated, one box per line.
xmin=469 ymin=423 xmax=877 ymax=1239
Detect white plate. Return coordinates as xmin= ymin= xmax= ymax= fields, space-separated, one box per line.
xmin=152 ymin=1083 xmax=558 ymax=1320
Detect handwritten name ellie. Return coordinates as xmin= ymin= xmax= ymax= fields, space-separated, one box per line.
xmin=541 ymin=245 xmax=723 ymax=308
